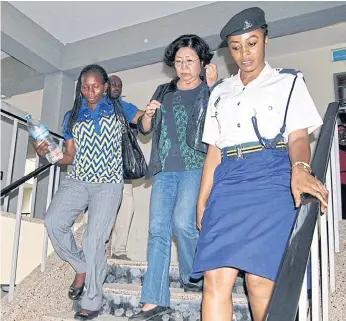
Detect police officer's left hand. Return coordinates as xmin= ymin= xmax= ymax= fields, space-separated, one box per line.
xmin=205 ymin=64 xmax=218 ymax=88
xmin=291 ymin=167 xmax=328 ymax=212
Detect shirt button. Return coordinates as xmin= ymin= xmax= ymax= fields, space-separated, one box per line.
xmin=237 ymin=123 xmax=241 ymax=128
xmin=268 ymin=106 xmax=273 ymax=111
xmin=237 ymin=102 xmax=240 ymax=106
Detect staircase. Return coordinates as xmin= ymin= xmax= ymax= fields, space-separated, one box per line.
xmin=73 ymin=259 xmax=250 ymax=320
xmin=1 ymin=103 xmax=344 ymax=321
xmin=1 ymin=221 xmax=251 ymax=321
xmin=3 ymin=258 xmax=252 ymax=321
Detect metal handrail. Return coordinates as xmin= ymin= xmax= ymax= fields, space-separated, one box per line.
xmin=1 ymin=108 xmax=64 ymax=140
xmin=265 ymin=102 xmax=339 ymax=321
xmin=1 ymin=104 xmax=65 ymax=301
xmin=0 ymin=163 xmax=53 ymax=197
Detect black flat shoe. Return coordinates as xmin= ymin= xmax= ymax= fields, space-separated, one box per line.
xmin=74 ymin=310 xmax=99 ymax=320
xmin=68 ymin=282 xmax=85 ymax=300
xmin=129 ymin=306 xmax=172 ymax=320
xmin=183 ymin=283 xmax=202 ymax=293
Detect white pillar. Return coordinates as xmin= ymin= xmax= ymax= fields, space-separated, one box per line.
xmin=32 ymin=72 xmax=74 ymax=219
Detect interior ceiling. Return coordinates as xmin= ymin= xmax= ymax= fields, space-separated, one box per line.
xmin=1 ymin=1 xmax=346 ymax=98
xmin=9 ymin=1 xmax=215 ymax=44
xmin=116 ymin=22 xmax=346 ymax=84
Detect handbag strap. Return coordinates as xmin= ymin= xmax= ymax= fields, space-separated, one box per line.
xmin=111 ymin=97 xmax=130 ymax=134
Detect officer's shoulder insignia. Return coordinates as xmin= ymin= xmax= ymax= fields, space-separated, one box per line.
xmin=209 ymin=79 xmax=224 ymax=93
xmin=214 ymin=96 xmax=221 ymax=108
xmin=277 ymin=68 xmax=302 ymax=76
xmin=277 ymin=68 xmax=305 ymax=82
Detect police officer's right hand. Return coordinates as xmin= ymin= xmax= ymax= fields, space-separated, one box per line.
xmin=291 ymin=166 xmax=328 ymax=213
xmin=34 ymin=140 xmax=49 ymax=158
xmin=144 ymin=100 xmax=161 ymax=118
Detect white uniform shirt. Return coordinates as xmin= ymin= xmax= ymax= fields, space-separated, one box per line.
xmin=203 ymin=63 xmax=323 ymax=149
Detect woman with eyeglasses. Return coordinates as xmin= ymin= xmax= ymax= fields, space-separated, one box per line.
xmin=130 ymin=34 xmax=220 ymax=320
xmin=191 ymin=7 xmax=328 ymax=321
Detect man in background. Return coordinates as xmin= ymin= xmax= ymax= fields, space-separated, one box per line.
xmin=109 ymin=75 xmax=141 ymax=260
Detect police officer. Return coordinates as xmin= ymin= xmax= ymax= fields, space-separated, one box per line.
xmin=191 ymin=7 xmax=328 ymax=321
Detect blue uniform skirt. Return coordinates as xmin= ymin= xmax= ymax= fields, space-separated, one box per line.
xmin=191 ymin=147 xmax=297 ymax=281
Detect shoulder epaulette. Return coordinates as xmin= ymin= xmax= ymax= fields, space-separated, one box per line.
xmin=277 ymin=68 xmax=301 ymax=75
xmin=276 ymin=68 xmax=305 ymax=82
xmin=209 ymin=79 xmax=224 ymax=93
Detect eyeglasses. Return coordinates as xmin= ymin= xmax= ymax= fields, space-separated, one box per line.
xmin=174 ymin=58 xmax=200 ymax=68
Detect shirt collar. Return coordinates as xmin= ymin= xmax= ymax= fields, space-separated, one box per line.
xmin=233 ymin=61 xmax=273 ymax=87
xmin=81 ymin=96 xmax=110 ymax=111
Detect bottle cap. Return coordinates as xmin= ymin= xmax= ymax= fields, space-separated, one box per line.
xmin=25 ymin=114 xmax=32 ymax=120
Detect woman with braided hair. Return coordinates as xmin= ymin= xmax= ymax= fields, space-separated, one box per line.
xmin=35 ymin=64 xmax=150 ymax=320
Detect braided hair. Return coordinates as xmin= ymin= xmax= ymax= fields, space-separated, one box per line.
xmin=67 ymin=64 xmax=116 ymax=135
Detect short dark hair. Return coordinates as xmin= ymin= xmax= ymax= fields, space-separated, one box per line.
xmin=164 ymin=34 xmax=214 ymax=68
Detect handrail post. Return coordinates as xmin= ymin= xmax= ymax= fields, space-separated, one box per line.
xmin=41 ymin=165 xmax=55 ymax=272
xmin=4 ymin=119 xmax=18 ymax=211
xmin=311 ymin=224 xmax=320 ymax=321
xmin=298 ymin=267 xmax=308 ymax=320
xmin=54 ymin=139 xmax=63 ymax=195
xmin=330 ymin=126 xmax=340 ymax=252
xmin=320 ymin=209 xmax=329 ymax=320
xmin=326 ymin=160 xmax=336 ymax=292
xmin=8 ymin=184 xmax=24 ymax=301
xmin=29 ymin=155 xmax=40 ymax=218
xmin=333 ymin=123 xmax=342 ymax=222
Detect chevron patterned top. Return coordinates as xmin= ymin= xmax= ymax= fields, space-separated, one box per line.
xmin=62 ymin=97 xmax=138 ymax=184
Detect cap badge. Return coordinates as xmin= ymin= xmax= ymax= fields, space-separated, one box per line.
xmin=243 ymin=20 xmax=253 ymax=30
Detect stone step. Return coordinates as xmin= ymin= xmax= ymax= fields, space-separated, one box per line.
xmin=74 ymin=283 xmax=251 ymax=321
xmin=106 ymin=259 xmax=246 ymax=294
xmin=26 ymin=310 xmax=126 ymax=320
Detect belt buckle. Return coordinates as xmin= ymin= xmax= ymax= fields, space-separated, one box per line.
xmin=236 ymin=144 xmax=244 ymax=160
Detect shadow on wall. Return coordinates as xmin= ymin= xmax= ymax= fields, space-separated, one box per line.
xmin=216 ymin=46 xmax=238 ymax=76
xmin=161 ymin=64 xmax=177 ymax=79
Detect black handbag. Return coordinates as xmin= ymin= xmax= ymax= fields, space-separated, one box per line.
xmin=112 ymin=98 xmax=148 ymax=180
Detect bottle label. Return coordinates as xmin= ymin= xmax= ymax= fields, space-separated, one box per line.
xmin=48 ymin=148 xmax=63 ymax=164
xmin=32 ymin=125 xmax=50 ymax=141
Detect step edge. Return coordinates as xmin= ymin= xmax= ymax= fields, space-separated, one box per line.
xmin=107 ymin=258 xmax=179 ymax=268
xmin=103 ymin=283 xmax=248 ymax=304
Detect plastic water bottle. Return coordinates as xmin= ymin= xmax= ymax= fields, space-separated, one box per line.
xmin=25 ymin=114 xmax=63 ymax=164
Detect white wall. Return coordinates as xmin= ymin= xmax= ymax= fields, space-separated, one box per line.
xmin=268 ymin=44 xmax=346 ymax=117
xmin=0 ymin=214 xmax=54 ymax=284
xmin=3 ymin=89 xmax=43 ymax=120
xmin=22 ymin=188 xmax=32 ymax=214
